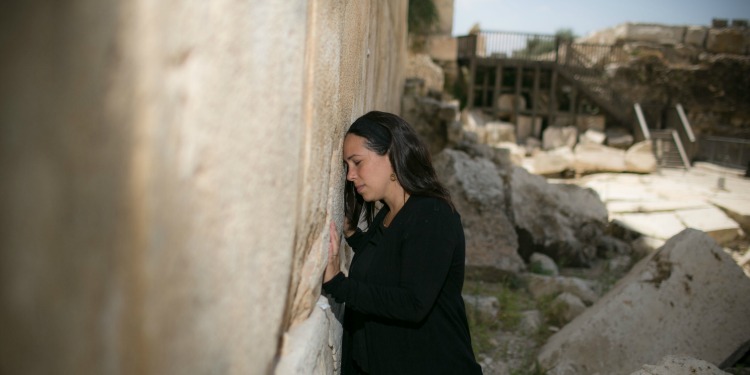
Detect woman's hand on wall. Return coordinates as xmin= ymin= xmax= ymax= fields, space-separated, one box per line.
xmin=324 ymin=221 xmax=341 ymax=283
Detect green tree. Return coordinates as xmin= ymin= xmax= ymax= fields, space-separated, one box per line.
xmin=515 ymin=28 xmax=577 ymax=58
xmin=408 ymin=0 xmax=439 ymax=35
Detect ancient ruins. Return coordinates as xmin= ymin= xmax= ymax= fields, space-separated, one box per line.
xmin=1 ymin=1 xmax=748 ymax=375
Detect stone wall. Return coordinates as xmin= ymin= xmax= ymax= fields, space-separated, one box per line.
xmin=426 ymin=0 xmax=457 ymax=62
xmin=0 ymin=1 xmax=406 ymax=374
xmin=580 ymin=22 xmax=750 ymax=55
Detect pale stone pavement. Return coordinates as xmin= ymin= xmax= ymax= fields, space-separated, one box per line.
xmin=555 ymin=162 xmax=750 ymax=251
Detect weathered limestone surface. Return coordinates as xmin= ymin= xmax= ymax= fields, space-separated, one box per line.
xmin=624 ymin=140 xmax=657 ymax=173
xmin=529 ymin=146 xmax=575 ymax=175
xmin=543 ymin=126 xmax=578 ymax=150
xmin=433 ymin=149 xmax=525 ymax=276
xmin=512 ymin=167 xmax=609 ymax=265
xmin=401 ymin=94 xmax=461 ymax=156
xmin=684 ymin=26 xmax=709 ymax=47
xmin=706 ymin=28 xmax=749 ymax=54
xmin=574 ymin=143 xmax=627 ymax=173
xmin=538 ymin=229 xmax=750 ymax=375
xmin=405 ymin=53 xmax=445 ymax=95
xmin=0 ymin=1 xmax=406 ymax=374
xmin=629 ymin=355 xmax=730 ymax=375
xmin=275 ymin=297 xmax=343 ymax=375
xmin=581 ymin=23 xmax=686 ymax=45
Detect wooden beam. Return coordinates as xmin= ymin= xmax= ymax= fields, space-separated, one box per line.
xmin=532 ymin=63 xmax=540 ymax=137
xmin=467 ymin=57 xmax=476 ymax=109
xmin=492 ymin=64 xmax=503 ymax=116
xmin=481 ymin=66 xmax=489 ymax=107
xmin=549 ymin=68 xmax=557 ymax=127
xmin=514 ymin=65 xmax=522 ymax=124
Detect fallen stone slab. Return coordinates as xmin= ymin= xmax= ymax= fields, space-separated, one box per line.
xmin=710 ymin=196 xmax=750 ymax=234
xmin=612 ymin=212 xmax=686 ymax=240
xmin=624 ymin=140 xmax=657 ymax=173
xmin=606 ymin=200 xmax=709 ymax=214
xmin=537 ymin=229 xmax=750 ymax=375
xmin=529 ymin=146 xmax=574 ymax=175
xmin=574 ymin=143 xmax=627 ymax=173
xmin=581 ymin=177 xmax=662 ymax=202
xmin=674 ymin=206 xmax=742 ymax=245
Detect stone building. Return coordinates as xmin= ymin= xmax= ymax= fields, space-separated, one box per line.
xmin=0 ymin=1 xmax=406 ymax=374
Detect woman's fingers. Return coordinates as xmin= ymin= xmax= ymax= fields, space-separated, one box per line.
xmin=323 ymin=221 xmax=342 ymax=283
xmin=329 ymin=221 xmax=339 ymax=258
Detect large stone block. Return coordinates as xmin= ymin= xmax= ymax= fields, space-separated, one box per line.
xmin=574 ymin=143 xmax=627 ymax=173
xmin=538 ymin=229 xmax=750 ymax=375
xmin=706 ymin=28 xmax=747 ymax=54
xmin=276 ymin=297 xmax=342 ymax=375
xmin=405 ymin=53 xmax=445 ymax=95
xmin=434 ymin=149 xmax=525 ymax=277
xmin=618 ymin=23 xmax=687 ymax=45
xmin=0 ymin=1 xmax=407 ymax=374
xmin=427 ymin=35 xmax=458 ymax=61
xmin=543 ymin=126 xmax=577 ymax=150
xmin=684 ymin=26 xmax=708 ymax=47
xmin=512 ymin=167 xmax=609 ymax=266
xmin=624 ymin=140 xmax=657 ymax=173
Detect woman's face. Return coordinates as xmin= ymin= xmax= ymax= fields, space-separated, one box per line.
xmin=343 ymin=134 xmax=394 ymax=202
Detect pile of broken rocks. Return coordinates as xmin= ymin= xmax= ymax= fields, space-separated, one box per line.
xmin=435 ymin=141 xmax=750 ymax=375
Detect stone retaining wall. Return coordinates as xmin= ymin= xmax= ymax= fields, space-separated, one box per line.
xmin=580 ymin=22 xmax=750 ymax=55
xmin=0 ymin=1 xmax=406 ymax=374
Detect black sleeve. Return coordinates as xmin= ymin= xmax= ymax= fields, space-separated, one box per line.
xmin=324 ymin=202 xmax=456 ymax=323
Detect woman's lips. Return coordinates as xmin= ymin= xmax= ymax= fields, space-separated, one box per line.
xmin=356 ymin=185 xmax=364 ymax=193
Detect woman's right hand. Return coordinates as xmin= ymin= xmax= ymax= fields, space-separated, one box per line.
xmin=324 ymin=221 xmax=342 ymax=283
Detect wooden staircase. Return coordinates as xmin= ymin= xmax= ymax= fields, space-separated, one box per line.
xmin=555 ymin=47 xmax=631 ymax=127
xmin=557 ymin=65 xmax=632 ymax=125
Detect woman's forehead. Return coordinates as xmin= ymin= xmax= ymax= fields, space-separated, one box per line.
xmin=343 ymin=134 xmax=368 ymax=154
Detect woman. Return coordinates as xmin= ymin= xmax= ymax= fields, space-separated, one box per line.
xmin=323 ymin=111 xmax=482 ymax=374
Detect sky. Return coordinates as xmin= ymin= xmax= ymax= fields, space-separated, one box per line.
xmin=452 ymin=0 xmax=750 ymax=37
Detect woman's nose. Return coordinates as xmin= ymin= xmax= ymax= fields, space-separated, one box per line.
xmin=346 ymin=168 xmax=355 ymax=181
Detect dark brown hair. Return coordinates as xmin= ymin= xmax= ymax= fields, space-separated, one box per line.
xmin=344 ymin=111 xmax=453 ymax=229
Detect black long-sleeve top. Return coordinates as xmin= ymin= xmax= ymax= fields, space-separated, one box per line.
xmin=323 ymin=195 xmax=482 ymax=375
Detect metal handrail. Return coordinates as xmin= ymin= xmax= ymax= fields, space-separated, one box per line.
xmin=457 ymin=31 xmax=560 ymax=61
xmin=671 ymin=129 xmax=691 ymax=168
xmin=634 ymin=103 xmax=651 ymax=140
xmin=675 ymin=103 xmax=696 ymax=143
xmin=457 ymin=31 xmax=624 ymax=67
xmin=696 ymin=136 xmax=750 ymax=170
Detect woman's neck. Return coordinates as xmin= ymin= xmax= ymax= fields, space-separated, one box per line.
xmin=383 ymin=188 xmax=410 ymax=226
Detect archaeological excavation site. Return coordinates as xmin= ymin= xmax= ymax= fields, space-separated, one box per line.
xmin=1 ymin=1 xmax=749 ymax=375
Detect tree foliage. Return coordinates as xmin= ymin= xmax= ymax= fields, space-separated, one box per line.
xmin=515 ymin=28 xmax=577 ymax=58
xmin=408 ymin=0 xmax=440 ymax=35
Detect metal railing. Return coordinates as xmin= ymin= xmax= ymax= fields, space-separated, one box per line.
xmin=696 ymin=136 xmax=750 ymax=170
xmin=665 ymin=103 xmax=697 ymax=161
xmin=457 ymin=31 xmax=625 ymax=68
xmin=634 ymin=103 xmax=651 ymax=141
xmin=457 ymin=31 xmax=560 ymax=61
